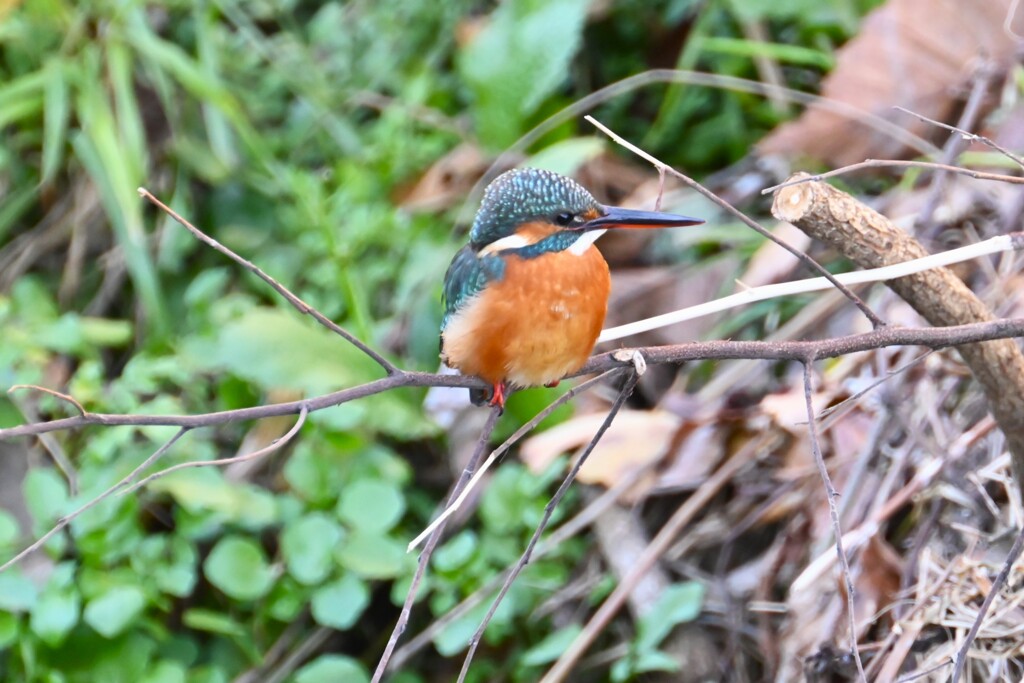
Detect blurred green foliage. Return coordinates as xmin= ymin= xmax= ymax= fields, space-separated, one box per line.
xmin=0 ymin=0 xmax=879 ymax=680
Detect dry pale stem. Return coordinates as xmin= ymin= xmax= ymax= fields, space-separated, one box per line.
xmin=772 ymin=173 xmax=1024 ymax=485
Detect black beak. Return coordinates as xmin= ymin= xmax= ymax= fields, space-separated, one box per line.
xmin=584 ymin=205 xmax=704 ymax=231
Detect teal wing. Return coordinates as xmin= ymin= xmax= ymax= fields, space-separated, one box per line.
xmin=441 ymin=245 xmax=506 ymax=332
xmin=440 ymin=246 xmax=507 ymax=406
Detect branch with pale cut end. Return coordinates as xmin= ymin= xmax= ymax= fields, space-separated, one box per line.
xmin=772 ymin=174 xmax=1024 ymax=485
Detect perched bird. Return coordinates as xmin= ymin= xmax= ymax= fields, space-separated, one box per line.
xmin=440 ymin=167 xmax=704 ymax=408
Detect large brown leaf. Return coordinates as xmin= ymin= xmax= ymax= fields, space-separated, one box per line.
xmin=759 ymin=0 xmax=1018 ymax=166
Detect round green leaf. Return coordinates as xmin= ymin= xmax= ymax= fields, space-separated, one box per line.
xmin=293 ymin=654 xmax=369 ymax=683
xmin=334 ymin=532 xmax=409 ymax=579
xmin=281 ymin=513 xmax=342 ymax=585
xmin=30 ymin=588 xmax=80 ymax=646
xmin=336 ymin=479 xmax=404 ymax=532
xmin=84 ymin=585 xmax=145 ymax=638
xmin=0 ymin=509 xmax=20 ymax=548
xmin=23 ymin=467 xmax=68 ymax=528
xmin=432 ymin=531 xmax=477 ymax=573
xmin=0 ymin=571 xmax=38 ymax=612
xmin=204 ymin=535 xmax=274 ymax=601
xmin=310 ymin=575 xmax=369 ymax=630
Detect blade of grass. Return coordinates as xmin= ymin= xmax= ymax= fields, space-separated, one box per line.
xmin=73 ymin=70 xmax=166 ymax=336
xmin=41 ymin=59 xmax=71 ymax=185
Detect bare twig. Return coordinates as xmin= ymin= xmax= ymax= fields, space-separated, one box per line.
xmin=908 ymin=65 xmax=996 ymax=227
xmin=9 ymin=384 xmax=87 ymax=417
xmin=541 ymin=434 xmax=772 ymax=682
xmin=893 ymin=105 xmax=1024 ymax=170
xmin=585 ymin=115 xmax=886 ymax=329
xmin=0 ymin=428 xmax=189 ymax=573
xmin=802 ymin=360 xmax=867 ymax=682
xmin=371 ymin=406 xmax=501 ymax=683
xmin=459 ymin=370 xmax=642 ymax=682
xmin=137 ymin=188 xmax=399 ymax=374
xmin=762 ymin=159 xmax=1024 ymax=195
xmin=409 ymin=369 xmax=624 ymax=551
xmin=951 ymin=526 xmax=1024 ymax=683
xmin=119 ymin=406 xmax=308 ymax=496
xmin=391 ymin=455 xmax=658 ymax=670
xmin=6 ymin=320 xmax=1024 ymax=445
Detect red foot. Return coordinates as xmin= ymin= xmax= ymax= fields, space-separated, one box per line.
xmin=544 ymin=380 xmax=560 ymax=388
xmin=488 ymin=382 xmax=508 ymax=410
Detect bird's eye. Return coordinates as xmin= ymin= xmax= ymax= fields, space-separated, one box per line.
xmin=555 ymin=212 xmax=575 ymax=226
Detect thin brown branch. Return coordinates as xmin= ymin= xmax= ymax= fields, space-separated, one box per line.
xmin=5 ymin=319 xmax=1024 ymax=443
xmin=585 ymin=115 xmax=887 ymax=329
xmin=0 ymin=428 xmax=189 ymax=573
xmin=137 ymin=188 xmax=399 ymax=375
xmin=371 ymin=406 xmax=502 ymax=683
xmin=951 ymin=526 xmax=1024 ymax=683
xmin=541 ymin=434 xmax=772 ymax=682
xmin=772 ymin=174 xmax=1024 ymax=488
xmin=0 ymin=371 xmax=480 ymax=440
xmin=390 ymin=450 xmax=656 ymax=671
xmin=9 ymin=384 xmax=87 ymax=417
xmin=762 ymin=159 xmax=1024 ymax=195
xmin=459 ymin=371 xmax=641 ymax=683
xmin=119 ymin=406 xmax=308 ymax=496
xmin=409 ymin=369 xmax=626 ymax=550
xmin=802 ymin=361 xmax=866 ymax=682
xmin=893 ymin=105 xmax=1024 ymax=170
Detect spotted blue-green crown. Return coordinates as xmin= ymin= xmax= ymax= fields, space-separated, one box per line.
xmin=469 ymin=168 xmax=601 ymax=249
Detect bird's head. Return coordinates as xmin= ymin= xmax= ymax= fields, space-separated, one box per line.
xmin=469 ymin=168 xmax=703 ymax=255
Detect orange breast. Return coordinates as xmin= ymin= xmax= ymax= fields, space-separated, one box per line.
xmin=442 ymin=246 xmax=611 ymax=388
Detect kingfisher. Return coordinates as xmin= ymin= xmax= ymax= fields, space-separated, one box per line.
xmin=440 ymin=167 xmax=704 ymax=408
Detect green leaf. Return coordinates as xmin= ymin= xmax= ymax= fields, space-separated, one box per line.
xmin=181 ymin=308 xmax=380 ymax=395
xmin=432 ymin=531 xmax=477 ymax=573
xmin=635 ymin=581 xmax=705 ymax=652
xmin=525 ymin=137 xmax=605 ymax=176
xmin=336 ymin=479 xmax=405 ymax=533
xmin=281 ymin=513 xmax=343 ymax=585
xmin=140 ymin=660 xmax=188 ymax=683
xmin=183 ymin=608 xmax=246 ymax=637
xmin=41 ymin=59 xmax=70 ymax=184
xmin=83 ymin=585 xmax=146 ymax=638
xmin=149 ymin=468 xmax=278 ymax=529
xmin=293 ymin=654 xmax=369 ymax=683
xmin=522 ymin=625 xmax=582 ymax=666
xmin=0 ymin=571 xmax=38 ymax=612
xmin=283 ymin=444 xmax=345 ymax=506
xmin=30 ymin=588 xmax=80 ymax=646
xmin=23 ymin=467 xmax=69 ymax=529
xmin=310 ymin=575 xmax=369 ymax=630
xmin=334 ymin=533 xmax=410 ymax=579
xmin=204 ymin=536 xmax=275 ymax=601
xmin=459 ymin=0 xmax=590 ymax=147
xmin=153 ymin=536 xmax=198 ymax=597
xmin=0 ymin=610 xmax=18 ymax=649
xmin=0 ymin=509 xmax=20 ymax=548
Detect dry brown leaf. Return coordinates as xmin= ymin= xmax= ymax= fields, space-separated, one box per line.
xmin=759 ymin=0 xmax=1018 ymax=166
xmin=520 ymin=409 xmax=680 ymax=489
xmin=396 ymin=144 xmax=494 ymax=212
xmin=847 ymin=535 xmax=903 ymax=637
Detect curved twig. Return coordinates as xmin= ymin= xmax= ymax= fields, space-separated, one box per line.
xmin=458 ymin=370 xmax=642 ymax=682
xmin=585 ymin=115 xmax=887 ymax=329
xmin=138 ymin=188 xmax=399 ymax=375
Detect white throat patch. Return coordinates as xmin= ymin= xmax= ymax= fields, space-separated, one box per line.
xmin=477 ymin=234 xmax=530 ymax=256
xmin=567 ymin=229 xmax=606 ymax=255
